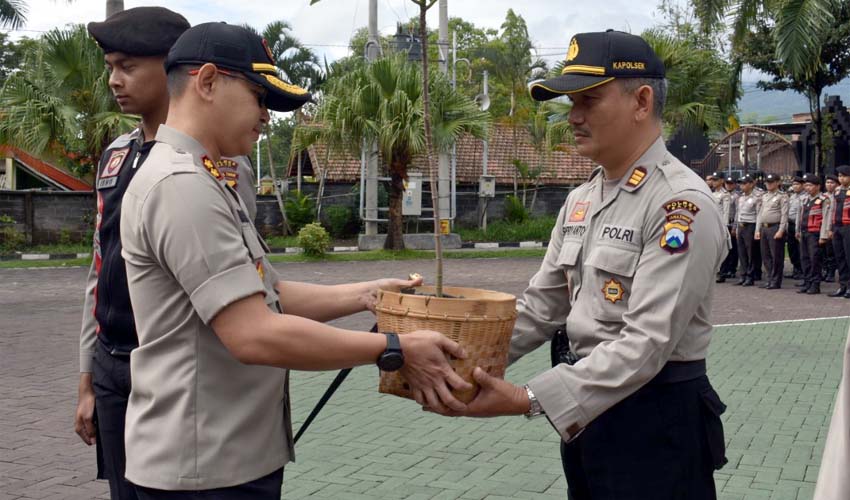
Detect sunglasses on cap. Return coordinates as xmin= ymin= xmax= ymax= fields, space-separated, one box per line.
xmin=188 ymin=67 xmax=268 ymax=108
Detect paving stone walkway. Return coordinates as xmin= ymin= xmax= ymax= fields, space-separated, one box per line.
xmin=1 ymin=260 xmax=848 ymax=500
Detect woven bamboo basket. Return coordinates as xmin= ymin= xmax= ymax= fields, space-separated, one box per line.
xmin=375 ymin=285 xmax=517 ymax=403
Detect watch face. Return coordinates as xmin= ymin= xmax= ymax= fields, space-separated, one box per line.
xmin=378 ymin=352 xmax=404 ymax=372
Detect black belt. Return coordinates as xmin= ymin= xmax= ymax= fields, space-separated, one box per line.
xmin=649 ymin=359 xmax=706 ymax=385
xmin=739 ymin=222 xmax=755 ymax=227
xmin=761 ymin=222 xmax=778 ymax=228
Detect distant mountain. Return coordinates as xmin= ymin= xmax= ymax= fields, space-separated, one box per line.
xmin=737 ymin=79 xmax=850 ymax=124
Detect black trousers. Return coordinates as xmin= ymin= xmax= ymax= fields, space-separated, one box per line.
xmin=93 ymin=341 xmax=138 ymax=500
xmin=752 ymin=229 xmax=763 ymax=280
xmin=759 ymin=225 xmax=784 ymax=286
xmin=832 ymin=225 xmax=850 ymax=287
xmin=800 ymin=232 xmax=823 ymax=286
xmin=824 ymin=238 xmax=836 ymax=277
xmin=560 ymin=375 xmax=726 ymax=500
xmin=134 ymin=468 xmax=283 ymax=500
xmin=721 ymin=227 xmax=738 ymax=276
xmin=737 ymin=223 xmax=756 ymax=280
xmin=787 ymin=221 xmax=801 ymax=273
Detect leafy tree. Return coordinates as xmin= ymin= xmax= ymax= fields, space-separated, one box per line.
xmin=0 ymin=32 xmax=34 ymax=86
xmin=737 ymin=3 xmax=850 ymax=173
xmin=0 ymin=25 xmax=135 ymax=177
xmin=0 ymin=0 xmax=26 ymax=29
xmin=293 ymin=54 xmax=489 ymax=251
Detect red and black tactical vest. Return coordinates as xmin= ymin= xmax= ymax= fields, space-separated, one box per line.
xmin=802 ymin=195 xmax=827 ymax=234
xmin=834 ymin=187 xmax=850 ymax=227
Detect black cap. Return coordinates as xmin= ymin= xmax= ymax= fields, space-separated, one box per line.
xmin=87 ymin=7 xmax=189 ymax=56
xmin=802 ymin=173 xmax=821 ymax=184
xmin=740 ymin=175 xmax=754 ymax=183
xmin=530 ymin=30 xmax=665 ymax=101
xmin=166 ymin=22 xmax=312 ymax=112
xmin=725 ymin=176 xmax=737 ymax=183
xmin=707 ymin=171 xmax=723 ymax=180
xmin=827 ymin=173 xmax=839 ymax=182
xmin=792 ymin=176 xmax=803 ymax=183
xmin=837 ymin=165 xmax=850 ymax=176
xmin=765 ymin=173 xmax=781 ymax=183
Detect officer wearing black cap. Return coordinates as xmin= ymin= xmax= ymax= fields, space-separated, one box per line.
xmin=460 ymin=30 xmax=731 ymax=500
xmin=707 ymin=172 xmax=732 ymax=282
xmin=720 ymin=176 xmax=740 ymax=279
xmin=736 ymin=175 xmax=760 ymax=286
xmin=76 ymin=10 xmax=257 ymax=500
xmin=755 ymin=173 xmax=789 ymax=288
xmin=119 ymin=22 xmax=468 ymax=499
xmin=786 ymin=175 xmax=806 ymax=279
xmin=824 ymin=174 xmax=841 ymax=282
xmin=797 ymin=174 xmax=831 ymax=294
xmin=830 ymin=165 xmax=850 ymax=298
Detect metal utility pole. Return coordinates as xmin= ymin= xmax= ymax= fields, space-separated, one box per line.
xmin=479 ymin=70 xmax=490 ymax=230
xmin=105 ymin=0 xmax=123 ymax=18
xmin=437 ymin=0 xmax=451 ymax=232
xmin=364 ymin=0 xmax=380 ymax=236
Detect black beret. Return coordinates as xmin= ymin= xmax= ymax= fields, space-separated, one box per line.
xmin=88 ymin=7 xmax=189 ymax=56
xmin=837 ymin=165 xmax=850 ymax=176
xmin=802 ymin=173 xmax=821 ymax=184
xmin=826 ymin=174 xmax=839 ymax=182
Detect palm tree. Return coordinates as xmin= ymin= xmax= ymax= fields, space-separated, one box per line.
xmin=294 ymin=54 xmax=489 ymax=251
xmin=0 ymin=25 xmax=135 ymax=177
xmin=0 ymin=0 xmax=26 ymax=29
xmin=244 ymin=20 xmax=323 ymax=234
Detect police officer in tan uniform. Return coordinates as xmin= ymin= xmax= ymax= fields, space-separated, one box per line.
xmin=736 ymin=175 xmax=760 ymax=286
xmin=432 ymin=31 xmax=729 ymax=500
xmin=708 ymin=172 xmax=732 ymax=282
xmin=120 ymin=23 xmax=471 ymax=499
xmin=754 ymin=173 xmax=789 ymax=289
xmin=786 ymin=176 xmax=806 ymax=280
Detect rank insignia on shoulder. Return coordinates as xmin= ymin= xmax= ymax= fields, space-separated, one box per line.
xmin=101 ymin=148 xmax=130 ymax=178
xmin=660 ymin=213 xmax=693 ymax=254
xmin=626 ymin=167 xmax=647 ymax=187
xmin=217 ymin=158 xmax=240 ymax=188
xmin=602 ymin=278 xmax=625 ymax=304
xmin=569 ymin=201 xmax=590 ymax=222
xmin=202 ymin=155 xmax=222 ymax=180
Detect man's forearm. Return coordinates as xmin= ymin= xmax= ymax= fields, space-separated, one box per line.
xmin=275 ymin=280 xmax=375 ymax=321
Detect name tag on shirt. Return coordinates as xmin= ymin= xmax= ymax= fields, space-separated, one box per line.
xmin=97 ymin=177 xmax=119 ymax=190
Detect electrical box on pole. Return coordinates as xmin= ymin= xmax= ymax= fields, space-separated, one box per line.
xmin=402 ymin=173 xmax=423 ymax=216
xmin=479 ymin=175 xmax=496 ymax=198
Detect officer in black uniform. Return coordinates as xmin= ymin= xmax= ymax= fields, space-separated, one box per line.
xmin=798 ymin=174 xmax=831 ymax=295
xmin=74 ymin=9 xmax=190 ymax=500
xmin=830 ymin=165 xmax=850 ymax=298
xmin=824 ymin=174 xmax=840 ymax=282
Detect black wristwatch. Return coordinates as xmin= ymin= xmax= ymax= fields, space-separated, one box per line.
xmin=377 ymin=332 xmax=405 ymax=372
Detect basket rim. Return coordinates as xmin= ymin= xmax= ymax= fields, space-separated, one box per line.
xmin=378 ymin=285 xmax=516 ymax=303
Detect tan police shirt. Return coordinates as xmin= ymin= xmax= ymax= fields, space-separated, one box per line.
xmin=508 ymin=137 xmax=728 ymax=441
xmin=755 ymin=190 xmax=789 ymax=233
xmin=712 ymin=188 xmax=732 ymax=229
xmin=120 ymin=125 xmax=291 ymax=490
xmin=736 ymin=192 xmax=760 ymax=224
xmin=813 ymin=323 xmax=850 ymax=500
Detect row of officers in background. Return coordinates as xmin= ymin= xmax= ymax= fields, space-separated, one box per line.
xmin=706 ymin=165 xmax=850 ymax=297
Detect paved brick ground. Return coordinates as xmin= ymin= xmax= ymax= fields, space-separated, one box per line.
xmin=1 ymin=258 xmax=849 ymax=500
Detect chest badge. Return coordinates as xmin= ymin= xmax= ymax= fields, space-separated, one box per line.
xmin=602 ymin=278 xmax=625 ymax=304
xmin=101 ymin=148 xmax=130 ymax=178
xmin=569 ymin=201 xmax=590 ymax=222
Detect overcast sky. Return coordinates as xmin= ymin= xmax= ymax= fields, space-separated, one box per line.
xmin=11 ymin=0 xmax=668 ymax=67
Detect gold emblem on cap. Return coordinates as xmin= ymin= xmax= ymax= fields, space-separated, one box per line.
xmin=566 ymin=38 xmax=579 ymax=62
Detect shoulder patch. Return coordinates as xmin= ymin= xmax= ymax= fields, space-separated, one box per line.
xmin=663 ymin=199 xmax=700 ymax=215
xmin=568 ymin=201 xmax=590 ymax=222
xmin=660 ymin=213 xmax=692 ymax=254
xmin=626 ymin=167 xmax=647 ymax=187
xmin=100 ymin=148 xmax=130 ymax=179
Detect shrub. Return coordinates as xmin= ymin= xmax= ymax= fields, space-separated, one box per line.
xmin=297 ymin=222 xmax=331 ymax=257
xmin=285 ymin=190 xmax=316 ymax=232
xmin=323 ymin=205 xmax=358 ymax=238
xmin=0 ymin=215 xmax=26 ymax=253
xmin=504 ymin=195 xmax=529 ymax=223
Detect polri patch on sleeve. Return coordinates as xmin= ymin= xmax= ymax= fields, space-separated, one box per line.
xmin=202 ymin=155 xmax=222 ymax=181
xmin=100 ymin=148 xmax=130 ymax=178
xmin=626 ymin=167 xmax=647 ymax=187
xmin=660 ymin=213 xmax=692 ymax=254
xmin=663 ymin=200 xmax=700 ymax=215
